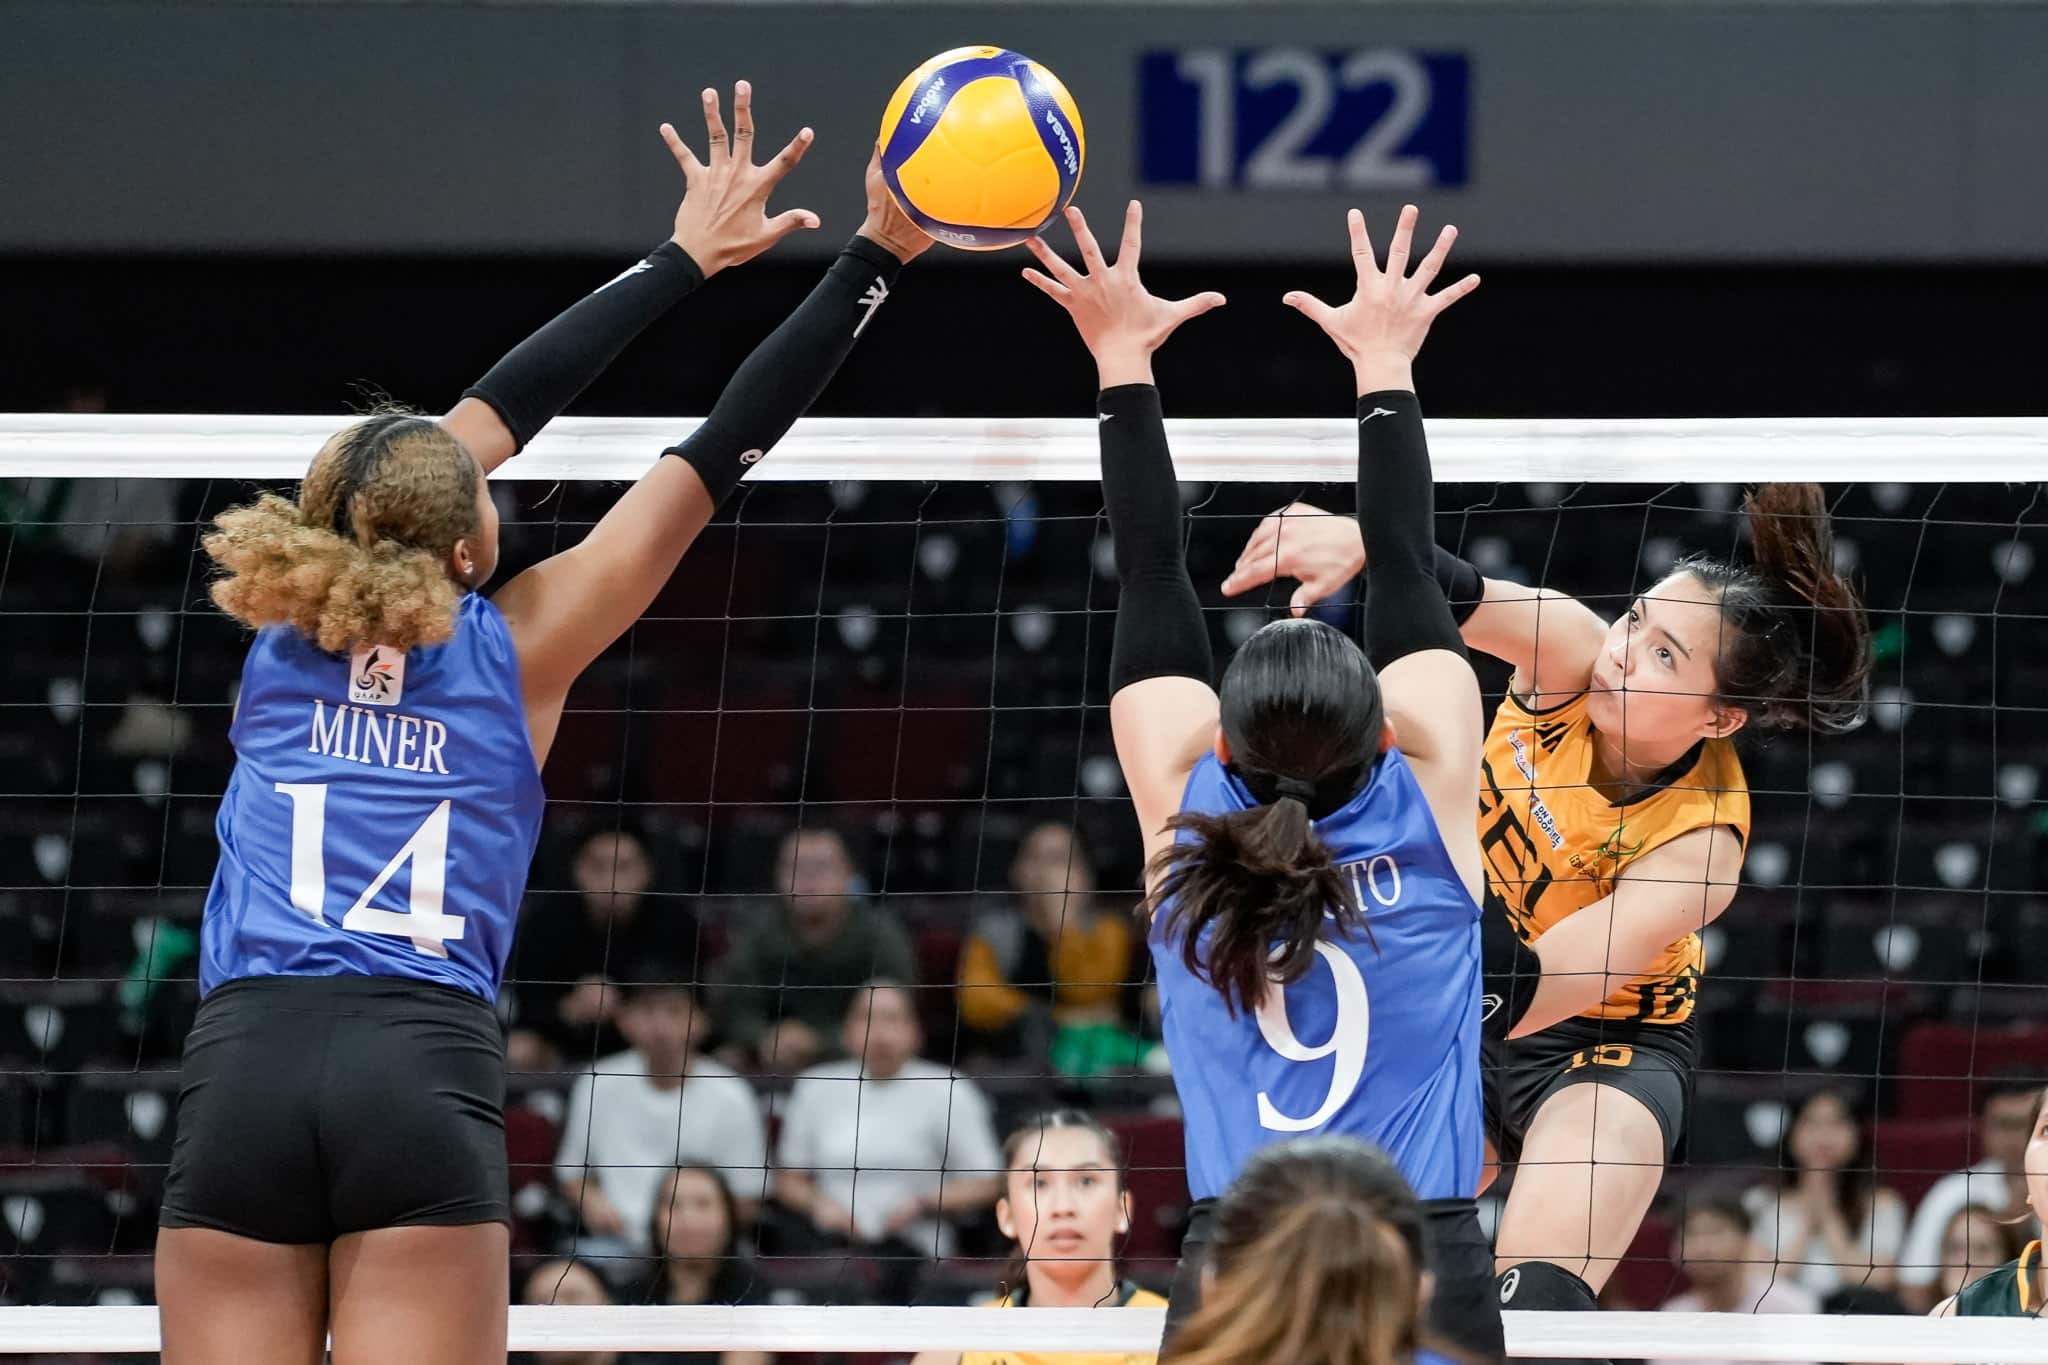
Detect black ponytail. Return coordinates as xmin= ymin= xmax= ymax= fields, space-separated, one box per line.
xmin=1678 ymin=482 xmax=1873 ymax=735
xmin=1144 ymin=617 xmax=1384 ymax=1017
xmin=1148 ymin=797 xmax=1361 ymax=1016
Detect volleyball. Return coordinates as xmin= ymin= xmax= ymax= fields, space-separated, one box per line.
xmin=877 ymin=46 xmax=1085 ymax=251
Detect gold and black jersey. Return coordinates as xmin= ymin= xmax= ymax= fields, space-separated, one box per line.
xmin=1477 ymin=690 xmax=1750 ymax=1026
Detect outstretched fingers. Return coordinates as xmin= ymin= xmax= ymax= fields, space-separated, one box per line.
xmin=1173 ymin=290 xmax=1227 ymax=322
xmin=1428 ymin=272 xmax=1483 ymax=314
xmin=1023 ymin=233 xmax=1084 ymax=289
xmin=1019 ymin=267 xmax=1071 ymax=301
xmin=766 ymin=126 xmax=815 ymax=182
xmin=1384 ymin=203 xmax=1420 ymax=281
xmin=730 ymin=79 xmax=755 ymax=147
xmin=1282 ymin=289 xmax=1339 ymax=330
xmin=1410 ymin=223 xmax=1457 ymax=290
xmin=1065 ymin=204 xmax=1109 ymax=275
xmin=1117 ymin=200 xmax=1144 ymax=270
xmin=1347 ymin=208 xmax=1378 ymax=282
xmin=700 ymin=87 xmax=729 ymax=157
xmin=765 ymin=206 xmax=822 ymax=241
xmin=659 ymin=122 xmax=704 ymax=182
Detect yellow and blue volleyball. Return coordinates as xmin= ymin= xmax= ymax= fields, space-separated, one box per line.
xmin=878 ymin=46 xmax=1085 ymax=251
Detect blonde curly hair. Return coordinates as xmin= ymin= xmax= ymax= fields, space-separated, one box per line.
xmin=205 ymin=415 xmax=482 ymax=654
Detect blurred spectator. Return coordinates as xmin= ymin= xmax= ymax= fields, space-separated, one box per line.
xmin=1654 ymin=1195 xmax=1819 ymax=1365
xmin=914 ymin=1109 xmax=1164 ymax=1365
xmin=1934 ymin=1206 xmax=2025 ymax=1307
xmin=633 ymin=1165 xmax=773 ymax=1365
xmin=956 ymin=821 xmax=1143 ymax=1075
xmin=1897 ymin=1073 xmax=2044 ymax=1310
xmin=770 ymin=981 xmax=1003 ymax=1298
xmin=556 ymin=964 xmax=768 ymax=1251
xmin=514 ymin=1258 xmax=620 ymax=1365
xmin=510 ymin=828 xmax=704 ymax=1069
xmin=713 ymin=828 xmax=914 ymax=1074
xmin=1744 ymin=1088 xmax=1906 ymax=1297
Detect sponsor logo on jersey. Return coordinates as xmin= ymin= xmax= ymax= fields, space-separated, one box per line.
xmin=349 ymin=646 xmax=403 ymax=706
xmin=1594 ymin=821 xmax=1646 ymax=866
xmin=1508 ymin=730 xmax=1565 ymax=850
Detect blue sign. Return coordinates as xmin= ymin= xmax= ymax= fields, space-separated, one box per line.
xmin=1140 ymin=48 xmax=1470 ymax=191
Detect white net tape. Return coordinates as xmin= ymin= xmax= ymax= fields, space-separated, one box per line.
xmin=0 ymin=1306 xmax=2046 ymax=1360
xmin=5 ymin=412 xmax=2047 ymax=481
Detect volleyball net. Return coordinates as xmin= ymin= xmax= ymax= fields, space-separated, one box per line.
xmin=1 ymin=413 xmax=2045 ymax=1360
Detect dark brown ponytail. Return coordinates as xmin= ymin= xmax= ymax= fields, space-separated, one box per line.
xmin=1147 ymin=798 xmax=1360 ymax=1016
xmin=1677 ymin=482 xmax=1873 ymax=735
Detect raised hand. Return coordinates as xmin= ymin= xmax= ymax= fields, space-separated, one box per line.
xmin=1284 ymin=205 xmax=1478 ymax=394
xmin=1219 ymin=502 xmax=1367 ymax=615
xmin=662 ymin=80 xmax=820 ymax=276
xmin=856 ymin=149 xmax=934 ymax=264
xmin=1022 ymin=201 xmax=1226 ymax=387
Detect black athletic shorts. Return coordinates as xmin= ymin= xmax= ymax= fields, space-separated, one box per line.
xmin=1485 ymin=1014 xmax=1695 ymax=1166
xmin=1165 ymin=1195 xmax=1503 ymax=1363
xmin=159 ymin=974 xmax=509 ymax=1244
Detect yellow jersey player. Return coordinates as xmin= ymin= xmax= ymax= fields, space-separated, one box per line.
xmin=1223 ymin=483 xmax=1871 ymax=1355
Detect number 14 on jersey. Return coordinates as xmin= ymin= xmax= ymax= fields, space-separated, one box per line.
xmin=1140 ymin=47 xmax=1470 ymax=192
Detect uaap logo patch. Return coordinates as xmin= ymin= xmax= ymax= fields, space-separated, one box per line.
xmin=348 ymin=645 xmax=405 ymax=706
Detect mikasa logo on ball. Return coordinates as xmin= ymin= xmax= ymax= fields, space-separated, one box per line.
xmin=1043 ymin=110 xmax=1078 ymax=175
xmin=348 ymin=645 xmax=405 ymax=706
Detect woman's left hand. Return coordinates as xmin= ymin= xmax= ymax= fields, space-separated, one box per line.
xmin=857 ymin=148 xmax=935 ymax=264
xmin=1022 ymin=201 xmax=1226 ymax=388
xmin=1283 ymin=204 xmax=1478 ymax=394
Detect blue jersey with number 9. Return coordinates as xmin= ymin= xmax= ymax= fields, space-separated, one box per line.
xmin=1152 ymin=749 xmax=1482 ymax=1202
xmin=201 ymin=592 xmax=545 ymax=1001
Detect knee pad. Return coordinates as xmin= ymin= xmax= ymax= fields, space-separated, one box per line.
xmin=1497 ymin=1263 xmax=1606 ymax=1365
xmin=1496 ymin=1260 xmax=1598 ymax=1312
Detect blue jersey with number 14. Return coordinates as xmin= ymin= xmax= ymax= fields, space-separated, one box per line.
xmin=1152 ymin=750 xmax=1482 ymax=1203
xmin=201 ymin=592 xmax=545 ymax=1001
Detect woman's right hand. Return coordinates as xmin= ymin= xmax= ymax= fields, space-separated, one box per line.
xmin=1220 ymin=502 xmax=1367 ymax=615
xmin=662 ymin=80 xmax=821 ymax=276
xmin=1022 ymin=201 xmax=1225 ymax=387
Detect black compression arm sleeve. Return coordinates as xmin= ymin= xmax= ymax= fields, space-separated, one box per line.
xmin=1102 ymin=385 xmax=1213 ymax=692
xmin=1435 ymin=545 xmax=1485 ymax=625
xmin=1359 ymin=391 xmax=1468 ymax=670
xmin=661 ymin=237 xmax=903 ymax=506
xmin=463 ymin=241 xmax=705 ymax=453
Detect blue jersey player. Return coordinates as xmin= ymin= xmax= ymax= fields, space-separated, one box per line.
xmin=1021 ymin=201 xmax=1496 ymax=1359
xmin=156 ymin=93 xmax=933 ymax=1365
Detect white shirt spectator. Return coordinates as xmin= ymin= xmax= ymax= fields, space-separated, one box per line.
xmin=1897 ymin=1160 xmax=2038 ymax=1289
xmin=1742 ymin=1183 xmax=1908 ymax=1296
xmin=555 ymin=1049 xmax=768 ymax=1250
xmin=774 ymin=1057 xmax=1002 ymax=1257
xmin=1652 ymin=1275 xmax=1821 ymax=1365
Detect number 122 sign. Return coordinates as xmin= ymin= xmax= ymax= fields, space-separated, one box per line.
xmin=1141 ymin=47 xmax=1470 ymax=191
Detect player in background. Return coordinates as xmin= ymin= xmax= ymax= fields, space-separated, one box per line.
xmin=1222 ymin=460 xmax=1871 ymax=1348
xmin=1022 ymin=198 xmax=1497 ymax=1359
xmin=1932 ymin=1085 xmax=2048 ymax=1319
xmin=912 ymin=1110 xmax=1168 ymax=1365
xmin=155 ymin=89 xmax=931 ymax=1365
